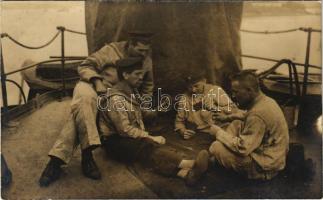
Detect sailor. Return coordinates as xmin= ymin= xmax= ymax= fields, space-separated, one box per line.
xmin=175 ymin=71 xmax=244 ymax=140
xmin=38 ymin=32 xmax=154 ymax=187
xmin=78 ymin=31 xmax=154 ymax=96
xmin=208 ymin=71 xmax=289 ymax=180
xmin=99 ymin=57 xmax=209 ymax=186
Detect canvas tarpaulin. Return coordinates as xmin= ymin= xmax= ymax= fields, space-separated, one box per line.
xmin=85 ymin=2 xmax=243 ymax=94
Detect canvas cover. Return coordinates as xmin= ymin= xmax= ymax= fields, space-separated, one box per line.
xmin=85 ymin=2 xmax=243 ymax=94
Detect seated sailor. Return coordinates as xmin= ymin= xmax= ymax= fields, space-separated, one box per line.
xmin=175 ymin=71 xmax=244 ymax=140
xmin=99 ymin=57 xmax=209 ymax=186
xmin=38 ymin=32 xmax=155 ymax=187
xmin=208 ymin=71 xmax=289 ymax=180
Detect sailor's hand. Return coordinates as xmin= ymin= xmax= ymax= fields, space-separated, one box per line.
xmin=212 ymin=113 xmax=230 ymax=122
xmin=209 ymin=124 xmax=222 ymax=138
xmin=182 ymin=129 xmax=196 ymax=140
xmin=93 ymin=78 xmax=107 ymax=95
xmin=232 ymin=110 xmax=247 ymax=120
xmin=149 ymin=135 xmax=166 ymax=145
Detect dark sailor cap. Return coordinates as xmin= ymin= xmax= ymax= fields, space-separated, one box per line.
xmin=128 ymin=31 xmax=154 ymax=43
xmin=185 ymin=70 xmax=206 ymax=85
xmin=116 ymin=57 xmax=144 ymax=70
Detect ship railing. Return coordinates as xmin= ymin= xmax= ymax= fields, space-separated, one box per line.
xmin=1 ymin=26 xmax=86 ymax=113
xmin=241 ymin=27 xmax=321 ymax=127
xmin=241 ymin=27 xmax=321 ymax=98
xmin=1 ymin=26 xmax=322 ymax=116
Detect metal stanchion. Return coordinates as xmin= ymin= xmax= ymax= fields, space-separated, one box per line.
xmin=1 ymin=42 xmax=8 ymax=114
xmin=298 ymin=27 xmax=314 ymax=128
xmin=57 ymin=26 xmax=66 ymax=97
xmin=301 ymin=28 xmax=313 ymax=98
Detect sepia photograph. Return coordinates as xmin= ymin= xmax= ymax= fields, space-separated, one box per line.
xmin=1 ymin=1 xmax=322 ymax=199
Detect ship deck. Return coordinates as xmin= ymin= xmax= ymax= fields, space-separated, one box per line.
xmin=1 ymin=97 xmax=322 ymax=198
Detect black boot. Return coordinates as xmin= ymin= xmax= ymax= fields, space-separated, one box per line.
xmin=39 ymin=157 xmax=63 ymax=187
xmin=185 ymin=150 xmax=209 ymax=186
xmin=81 ymin=149 xmax=101 ymax=180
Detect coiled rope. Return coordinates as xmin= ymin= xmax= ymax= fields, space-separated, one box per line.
xmin=1 ymin=31 xmax=60 ymax=49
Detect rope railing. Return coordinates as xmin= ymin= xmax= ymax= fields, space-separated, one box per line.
xmin=0 ymin=31 xmax=60 ymax=49
xmin=240 ymin=28 xmax=299 ymax=34
xmin=0 ymin=25 xmax=321 ymax=108
xmin=0 ymin=27 xmax=86 ymax=50
xmin=0 ymin=26 xmax=87 ymax=110
xmin=240 ymin=27 xmax=321 ymax=34
xmin=64 ymin=28 xmax=86 ymax=35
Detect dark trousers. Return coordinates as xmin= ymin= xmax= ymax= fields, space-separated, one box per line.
xmin=102 ymin=134 xmax=182 ymax=176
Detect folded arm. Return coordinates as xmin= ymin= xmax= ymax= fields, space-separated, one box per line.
xmin=78 ymin=45 xmax=118 ymax=83
xmin=211 ymin=115 xmax=266 ymax=156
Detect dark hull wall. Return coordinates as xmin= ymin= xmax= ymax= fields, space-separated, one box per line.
xmin=85 ymin=2 xmax=243 ymax=94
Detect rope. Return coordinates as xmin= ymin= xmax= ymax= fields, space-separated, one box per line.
xmin=241 ymin=27 xmax=322 ymax=34
xmin=64 ymin=28 xmax=86 ymax=35
xmin=240 ymin=28 xmax=300 ymax=34
xmin=1 ymin=31 xmax=60 ymax=49
xmin=242 ymin=54 xmax=321 ymax=69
